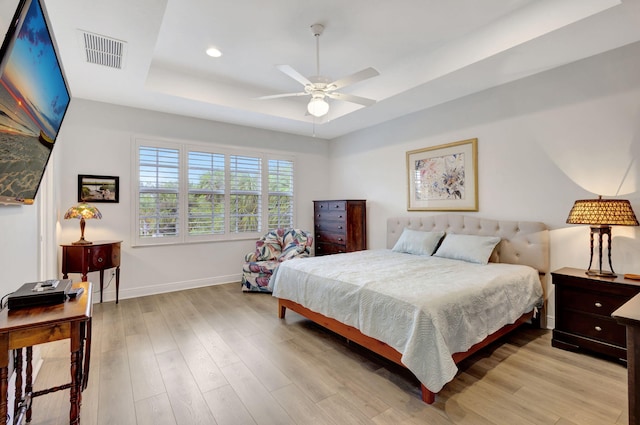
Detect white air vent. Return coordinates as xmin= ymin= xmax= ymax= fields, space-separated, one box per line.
xmin=80 ymin=30 xmax=126 ymax=69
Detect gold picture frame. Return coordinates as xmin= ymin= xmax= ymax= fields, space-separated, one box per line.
xmin=406 ymin=138 xmax=478 ymax=211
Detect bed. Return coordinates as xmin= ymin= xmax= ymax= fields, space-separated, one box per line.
xmin=271 ymin=214 xmax=549 ymax=404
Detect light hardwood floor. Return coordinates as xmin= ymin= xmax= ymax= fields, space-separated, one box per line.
xmin=29 ymin=283 xmax=627 ymax=425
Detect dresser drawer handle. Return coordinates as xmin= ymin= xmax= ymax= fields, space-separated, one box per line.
xmin=594 ymin=302 xmax=602 ymax=308
xmin=338 ymin=226 xmax=343 ymax=229
xmin=595 ymin=326 xmax=602 ymax=332
xmin=338 ymin=238 xmax=343 ymax=241
xmin=338 ymin=215 xmax=343 ymax=218
xmin=98 ymin=257 xmax=104 ymax=263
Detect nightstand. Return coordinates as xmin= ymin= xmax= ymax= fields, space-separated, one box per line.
xmin=61 ymin=240 xmax=122 ymax=304
xmin=552 ymin=267 xmax=640 ymax=361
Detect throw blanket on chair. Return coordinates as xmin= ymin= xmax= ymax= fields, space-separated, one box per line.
xmin=241 ymin=228 xmax=313 ymax=292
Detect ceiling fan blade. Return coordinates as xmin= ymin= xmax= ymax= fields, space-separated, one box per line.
xmin=327 ymin=92 xmax=376 ymax=107
xmin=329 ymin=67 xmax=380 ymax=90
xmin=276 ymin=64 xmax=313 ymax=87
xmin=255 ymin=92 xmax=307 ymax=100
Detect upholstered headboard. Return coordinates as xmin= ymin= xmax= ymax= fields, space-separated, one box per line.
xmin=387 ymin=214 xmax=549 ymax=274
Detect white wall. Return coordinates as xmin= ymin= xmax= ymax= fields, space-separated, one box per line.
xmin=54 ymin=100 xmax=330 ymax=301
xmin=0 ymin=205 xmax=40 ymax=295
xmin=329 ymin=41 xmax=640 ymax=327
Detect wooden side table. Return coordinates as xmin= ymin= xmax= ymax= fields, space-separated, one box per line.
xmin=613 ymin=293 xmax=640 ymax=425
xmin=0 ymin=281 xmax=92 ymax=425
xmin=61 ymin=240 xmax=121 ymax=303
xmin=551 ymin=267 xmax=640 ymax=360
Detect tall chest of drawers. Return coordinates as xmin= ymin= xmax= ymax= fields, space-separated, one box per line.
xmin=552 ymin=267 xmax=640 ymax=361
xmin=313 ymin=200 xmax=366 ymax=256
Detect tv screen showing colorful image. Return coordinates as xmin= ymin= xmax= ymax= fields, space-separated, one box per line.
xmin=0 ymin=0 xmax=70 ymax=204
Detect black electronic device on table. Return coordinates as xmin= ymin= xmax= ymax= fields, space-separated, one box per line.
xmin=7 ymin=279 xmax=73 ymax=310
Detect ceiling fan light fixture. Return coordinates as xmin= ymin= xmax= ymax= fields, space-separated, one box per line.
xmin=206 ymin=47 xmax=222 ymax=58
xmin=256 ymin=22 xmax=379 ymax=121
xmin=307 ymin=97 xmax=329 ymax=117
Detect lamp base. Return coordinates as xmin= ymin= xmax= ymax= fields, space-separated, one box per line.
xmin=72 ymin=218 xmax=93 ymax=245
xmin=586 ymin=269 xmax=617 ymax=278
xmin=586 ymin=225 xmax=617 ymax=279
xmin=71 ymin=238 xmax=93 ymax=246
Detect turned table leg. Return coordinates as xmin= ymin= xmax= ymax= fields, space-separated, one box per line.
xmin=14 ymin=349 xmax=22 ymax=416
xmin=70 ymin=322 xmax=82 ymax=425
xmin=0 ymin=335 xmax=8 ymax=424
xmin=26 ymin=347 xmax=32 ymax=423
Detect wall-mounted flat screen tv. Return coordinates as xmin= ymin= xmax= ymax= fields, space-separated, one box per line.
xmin=0 ymin=0 xmax=70 ymax=205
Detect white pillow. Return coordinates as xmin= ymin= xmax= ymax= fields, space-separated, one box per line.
xmin=433 ymin=234 xmax=501 ymax=264
xmin=392 ymin=228 xmax=445 ymax=256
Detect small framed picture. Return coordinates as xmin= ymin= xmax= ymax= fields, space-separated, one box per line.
xmin=78 ymin=174 xmax=119 ymax=203
xmin=406 ymin=138 xmax=478 ymax=211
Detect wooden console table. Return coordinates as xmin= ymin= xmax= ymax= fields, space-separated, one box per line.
xmin=61 ymin=240 xmax=121 ymax=303
xmin=0 ymin=281 xmax=92 ymax=425
xmin=612 ymin=293 xmax=640 ymax=425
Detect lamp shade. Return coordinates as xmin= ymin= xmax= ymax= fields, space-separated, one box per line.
xmin=64 ymin=202 xmax=102 ymax=245
xmin=566 ymin=196 xmax=638 ymax=226
xmin=64 ymin=202 xmax=102 ymax=220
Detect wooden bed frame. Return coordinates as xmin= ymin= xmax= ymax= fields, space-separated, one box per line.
xmin=278 ymin=298 xmax=534 ymax=404
xmin=275 ymin=214 xmax=549 ymax=404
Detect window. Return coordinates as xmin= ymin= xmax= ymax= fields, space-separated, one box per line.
xmin=134 ymin=139 xmax=295 ymax=245
xmin=138 ymin=146 xmax=180 ymax=239
xmin=188 ymin=151 xmax=225 ymax=235
xmin=229 ymin=155 xmax=261 ymax=233
xmin=268 ymin=159 xmax=294 ymax=229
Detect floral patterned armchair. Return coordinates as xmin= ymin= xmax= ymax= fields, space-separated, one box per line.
xmin=241 ymin=228 xmax=313 ymax=292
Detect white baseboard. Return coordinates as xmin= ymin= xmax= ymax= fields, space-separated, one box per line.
xmin=546 ymin=315 xmax=555 ymax=330
xmin=92 ymin=273 xmax=241 ymax=303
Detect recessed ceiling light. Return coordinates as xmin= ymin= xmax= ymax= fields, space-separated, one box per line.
xmin=206 ymin=47 xmax=222 ymax=58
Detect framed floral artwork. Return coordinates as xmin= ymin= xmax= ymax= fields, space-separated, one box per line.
xmin=406 ymin=138 xmax=478 ymax=211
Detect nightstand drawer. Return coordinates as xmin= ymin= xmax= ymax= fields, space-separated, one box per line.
xmin=557 ymin=286 xmax=628 ymax=315
xmin=315 ymin=231 xmax=346 ymax=245
xmin=328 ymin=201 xmax=346 ymax=211
xmin=315 ymin=242 xmax=346 ymax=255
xmin=314 ymin=202 xmax=329 ymax=212
xmin=89 ymin=246 xmax=112 ymax=270
xmin=314 ymin=211 xmax=347 ymax=222
xmin=560 ymin=310 xmax=626 ymax=347
xmin=314 ymin=201 xmax=346 ymax=212
xmin=315 ymin=221 xmax=346 ymax=234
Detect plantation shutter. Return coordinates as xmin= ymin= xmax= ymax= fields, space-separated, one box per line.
xmin=268 ymin=159 xmax=294 ymax=229
xmin=188 ymin=151 xmax=225 ymax=235
xmin=229 ymin=154 xmax=261 ymax=233
xmin=138 ymin=146 xmax=180 ymax=238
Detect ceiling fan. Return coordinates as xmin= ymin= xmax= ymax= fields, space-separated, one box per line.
xmin=257 ymin=23 xmax=380 ymax=118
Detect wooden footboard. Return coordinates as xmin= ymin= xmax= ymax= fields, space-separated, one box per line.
xmin=277 ymin=297 xmax=533 ymax=404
